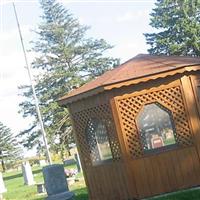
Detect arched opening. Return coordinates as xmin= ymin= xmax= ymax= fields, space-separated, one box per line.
xmin=136 ymin=103 xmax=177 ymax=152
xmin=85 ymin=118 xmax=113 ymax=164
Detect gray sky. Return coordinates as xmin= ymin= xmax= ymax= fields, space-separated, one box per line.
xmin=0 ymin=0 xmax=156 ymax=155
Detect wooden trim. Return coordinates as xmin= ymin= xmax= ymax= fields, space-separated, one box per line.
xmin=104 ymin=68 xmax=187 ymax=91
xmin=114 ymin=79 xmax=180 ymax=101
xmin=59 ymin=66 xmax=200 ymax=106
xmin=131 ymin=145 xmax=193 ymax=163
xmin=190 ymin=74 xmax=200 ymax=116
xmin=110 ymin=98 xmax=128 ymax=160
xmin=110 ymin=98 xmax=138 ymax=198
xmin=110 ymin=98 xmax=132 ymax=160
xmin=180 ymin=76 xmax=200 ymax=161
xmin=179 ymin=77 xmax=195 ymax=138
xmin=58 ymin=86 xmax=105 ymax=106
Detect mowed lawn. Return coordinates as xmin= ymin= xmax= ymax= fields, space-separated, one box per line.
xmin=2 ymin=166 xmax=200 ymax=200
xmin=3 ymin=165 xmax=88 ymax=200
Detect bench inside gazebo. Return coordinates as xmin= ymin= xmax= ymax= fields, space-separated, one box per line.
xmin=58 ymin=54 xmax=200 ymax=200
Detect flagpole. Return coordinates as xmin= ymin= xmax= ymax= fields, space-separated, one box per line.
xmin=12 ymin=2 xmax=52 ymax=165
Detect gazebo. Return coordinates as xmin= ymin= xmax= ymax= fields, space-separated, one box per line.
xmin=58 ymin=54 xmax=200 ymax=200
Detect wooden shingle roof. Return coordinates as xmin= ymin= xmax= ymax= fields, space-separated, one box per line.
xmin=59 ymin=54 xmax=200 ymax=105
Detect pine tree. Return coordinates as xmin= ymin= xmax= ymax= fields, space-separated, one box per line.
xmin=144 ymin=0 xmax=200 ymax=56
xmin=0 ymin=122 xmax=21 ymax=171
xmin=18 ymin=0 xmax=119 ymax=155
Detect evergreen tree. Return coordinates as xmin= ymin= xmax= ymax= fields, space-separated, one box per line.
xmin=18 ymin=0 xmax=119 ymax=155
xmin=0 ymin=122 xmax=21 ymax=171
xmin=144 ymin=0 xmax=200 ymax=56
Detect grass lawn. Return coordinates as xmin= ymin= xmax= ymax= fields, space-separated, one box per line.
xmin=2 ymin=165 xmax=200 ymax=200
xmin=3 ymin=165 xmax=88 ymax=200
xmin=149 ymin=188 xmax=200 ymax=200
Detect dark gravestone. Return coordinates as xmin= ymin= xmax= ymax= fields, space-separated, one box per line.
xmin=63 ymin=159 xmax=76 ymax=166
xmin=43 ymin=164 xmax=74 ymax=200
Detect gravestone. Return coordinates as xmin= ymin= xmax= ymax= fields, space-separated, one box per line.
xmin=21 ymin=161 xmax=35 ymax=185
xmin=43 ymin=164 xmax=74 ymax=200
xmin=0 ymin=172 xmax=6 ymax=200
xmin=74 ymin=153 xmax=82 ymax=173
xmin=151 ymin=135 xmax=164 ymax=149
xmin=39 ymin=159 xmax=46 ymax=167
xmin=63 ymin=159 xmax=76 ymax=166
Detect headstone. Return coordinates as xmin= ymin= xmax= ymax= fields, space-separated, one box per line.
xmin=165 ymin=129 xmax=174 ymax=139
xmin=43 ymin=164 xmax=74 ymax=200
xmin=151 ymin=135 xmax=164 ymax=149
xmin=21 ymin=161 xmax=35 ymax=185
xmin=66 ymin=177 xmax=75 ymax=185
xmin=0 ymin=172 xmax=6 ymax=200
xmin=39 ymin=160 xmax=47 ymax=167
xmin=63 ymin=159 xmax=76 ymax=166
xmin=74 ymin=153 xmax=82 ymax=173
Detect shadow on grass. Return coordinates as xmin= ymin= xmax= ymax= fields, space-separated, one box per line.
xmin=4 ymin=168 xmax=43 ymax=181
xmin=74 ymin=187 xmax=88 ymax=200
xmin=32 ymin=168 xmax=43 ymax=175
xmin=3 ymin=172 xmax=23 ymax=181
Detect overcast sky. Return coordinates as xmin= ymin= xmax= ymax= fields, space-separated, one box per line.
xmin=0 ymin=0 xmax=156 ymax=156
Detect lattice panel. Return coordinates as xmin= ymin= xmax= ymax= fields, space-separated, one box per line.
xmin=116 ymin=86 xmax=193 ymax=158
xmin=85 ymin=118 xmax=101 ymax=162
xmin=71 ymin=104 xmax=121 ymax=165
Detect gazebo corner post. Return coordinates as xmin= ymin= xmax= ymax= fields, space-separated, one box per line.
xmin=110 ymin=98 xmax=139 ymax=199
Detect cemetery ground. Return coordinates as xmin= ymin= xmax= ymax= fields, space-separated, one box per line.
xmin=2 ymin=164 xmax=200 ymax=200
xmin=3 ymin=163 xmax=88 ymax=200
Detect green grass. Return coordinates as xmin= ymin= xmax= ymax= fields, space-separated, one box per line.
xmin=163 ymin=138 xmax=176 ymax=145
xmin=150 ymin=188 xmax=200 ymax=200
xmin=2 ymin=165 xmax=200 ymax=200
xmin=3 ymin=167 xmax=45 ymax=200
xmin=2 ymin=165 xmax=88 ymax=200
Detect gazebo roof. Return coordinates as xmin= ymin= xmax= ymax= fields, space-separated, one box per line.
xmin=59 ymin=54 xmax=200 ymax=105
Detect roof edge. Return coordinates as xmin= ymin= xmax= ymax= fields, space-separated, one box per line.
xmin=58 ymin=65 xmax=200 ymax=106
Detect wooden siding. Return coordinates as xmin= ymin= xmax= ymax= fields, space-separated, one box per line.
xmin=130 ymin=147 xmax=200 ymax=199
xmin=112 ymin=77 xmax=200 ymax=199
xmin=68 ymin=71 xmax=200 ymax=200
xmin=84 ymin=163 xmax=135 ymax=200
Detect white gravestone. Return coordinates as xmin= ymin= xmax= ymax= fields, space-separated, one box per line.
xmin=39 ymin=160 xmax=47 ymax=167
xmin=0 ymin=172 xmax=6 ymax=200
xmin=21 ymin=161 xmax=35 ymax=185
xmin=74 ymin=153 xmax=82 ymax=173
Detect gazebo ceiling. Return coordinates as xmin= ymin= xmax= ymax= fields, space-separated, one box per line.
xmin=59 ymin=54 xmax=200 ymax=105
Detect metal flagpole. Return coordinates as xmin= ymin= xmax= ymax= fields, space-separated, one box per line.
xmin=12 ymin=2 xmax=52 ymax=165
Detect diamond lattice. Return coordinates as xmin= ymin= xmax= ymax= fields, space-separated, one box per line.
xmin=71 ymin=104 xmax=121 ymax=165
xmin=116 ymin=86 xmax=193 ymax=158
